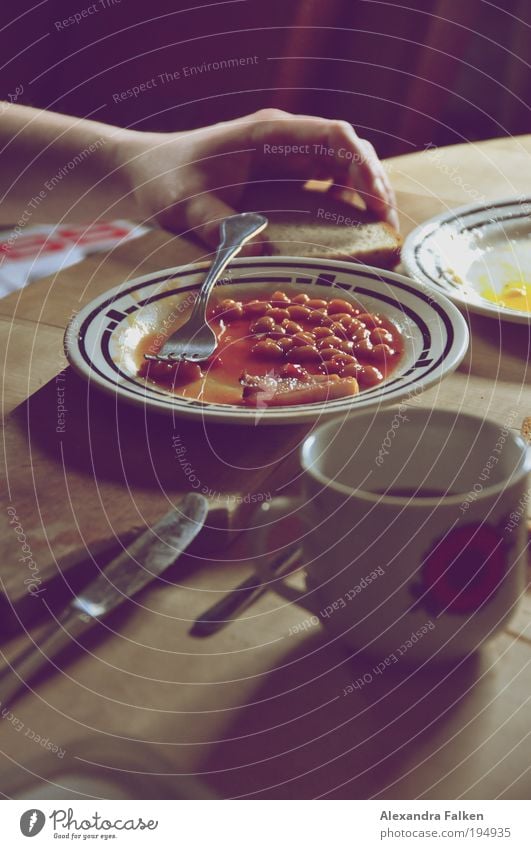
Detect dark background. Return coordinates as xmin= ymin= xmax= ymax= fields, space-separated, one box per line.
xmin=1 ymin=0 xmax=529 ymax=158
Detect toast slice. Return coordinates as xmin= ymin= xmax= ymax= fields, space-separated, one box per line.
xmin=241 ymin=183 xmax=401 ymax=269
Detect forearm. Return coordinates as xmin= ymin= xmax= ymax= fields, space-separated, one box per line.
xmin=0 ymin=103 xmax=137 ymax=226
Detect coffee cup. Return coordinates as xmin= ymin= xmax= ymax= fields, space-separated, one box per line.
xmin=274 ymin=408 xmax=529 ymax=663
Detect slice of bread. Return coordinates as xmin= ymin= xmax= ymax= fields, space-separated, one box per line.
xmin=241 ymin=183 xmax=401 ymax=269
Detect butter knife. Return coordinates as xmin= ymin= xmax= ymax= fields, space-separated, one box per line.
xmin=0 ymin=493 xmax=208 ymax=708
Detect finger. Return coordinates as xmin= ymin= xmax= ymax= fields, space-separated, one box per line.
xmin=380 ymin=167 xmax=399 ymax=231
xmin=316 ymin=124 xmax=396 ymax=226
xmin=360 ymin=139 xmax=398 ymax=216
xmin=181 ymin=191 xmax=268 ymax=256
xmin=336 ymin=132 xmax=397 ymax=227
xmin=380 ymin=166 xmax=396 ymax=209
xmin=249 ymin=112 xmax=397 ymax=224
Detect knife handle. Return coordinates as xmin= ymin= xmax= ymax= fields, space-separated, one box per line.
xmin=0 ymin=607 xmax=93 ymax=710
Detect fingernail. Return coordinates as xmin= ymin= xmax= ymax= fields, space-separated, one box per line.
xmin=373 ymin=177 xmax=386 ymax=198
xmin=388 ymin=209 xmax=400 ymax=231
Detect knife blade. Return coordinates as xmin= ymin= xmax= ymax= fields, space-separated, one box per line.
xmin=71 ymin=493 xmax=208 ymax=618
xmin=0 ymin=493 xmax=208 ymax=708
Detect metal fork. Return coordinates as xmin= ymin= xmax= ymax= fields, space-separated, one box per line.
xmin=145 ymin=212 xmax=268 ymax=364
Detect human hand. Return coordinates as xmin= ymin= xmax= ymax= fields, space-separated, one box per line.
xmin=117 ymin=109 xmax=398 ymax=252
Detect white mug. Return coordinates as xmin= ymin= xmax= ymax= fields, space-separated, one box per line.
xmin=288 ymin=408 xmax=530 ymax=663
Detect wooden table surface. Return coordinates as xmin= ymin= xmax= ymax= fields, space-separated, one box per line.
xmin=0 ymin=136 xmax=530 ymax=799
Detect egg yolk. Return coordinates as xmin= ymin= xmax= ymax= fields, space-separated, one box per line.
xmin=480 ymin=277 xmax=531 ymax=313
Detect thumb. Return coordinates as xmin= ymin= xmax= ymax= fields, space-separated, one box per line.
xmin=182 ymin=192 xmax=269 ymax=256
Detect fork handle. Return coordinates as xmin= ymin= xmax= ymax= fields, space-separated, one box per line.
xmin=189 ymin=213 xmax=268 ymax=321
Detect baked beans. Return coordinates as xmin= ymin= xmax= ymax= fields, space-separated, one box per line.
xmin=138 ymin=288 xmax=403 ymax=406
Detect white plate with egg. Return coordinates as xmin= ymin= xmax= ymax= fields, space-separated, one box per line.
xmin=402 ymin=197 xmax=531 ymax=324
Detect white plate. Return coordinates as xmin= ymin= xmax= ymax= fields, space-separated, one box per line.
xmin=402 ymin=196 xmax=531 ymax=324
xmin=64 ymin=257 xmax=469 ymax=425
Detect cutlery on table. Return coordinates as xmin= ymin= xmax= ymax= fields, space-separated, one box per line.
xmin=0 ymin=528 xmax=144 ymax=638
xmin=0 ymin=493 xmax=208 ymax=709
xmin=145 ymin=212 xmax=268 ymax=364
xmin=191 ymin=544 xmax=303 ymax=637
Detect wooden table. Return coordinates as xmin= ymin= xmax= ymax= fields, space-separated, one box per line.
xmin=0 ymin=136 xmax=530 ymax=799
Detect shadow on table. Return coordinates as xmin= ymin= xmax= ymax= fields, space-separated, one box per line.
xmin=201 ymin=629 xmax=485 ymax=800
xmin=14 ymin=367 xmax=305 ymax=492
xmin=460 ymin=313 xmax=530 ymax=383
xmin=0 ymin=737 xmax=214 ymax=800
xmin=2 ymin=369 xmax=306 ymax=629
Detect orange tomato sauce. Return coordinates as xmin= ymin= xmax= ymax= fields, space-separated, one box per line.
xmin=136 ymin=291 xmax=404 ymax=406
